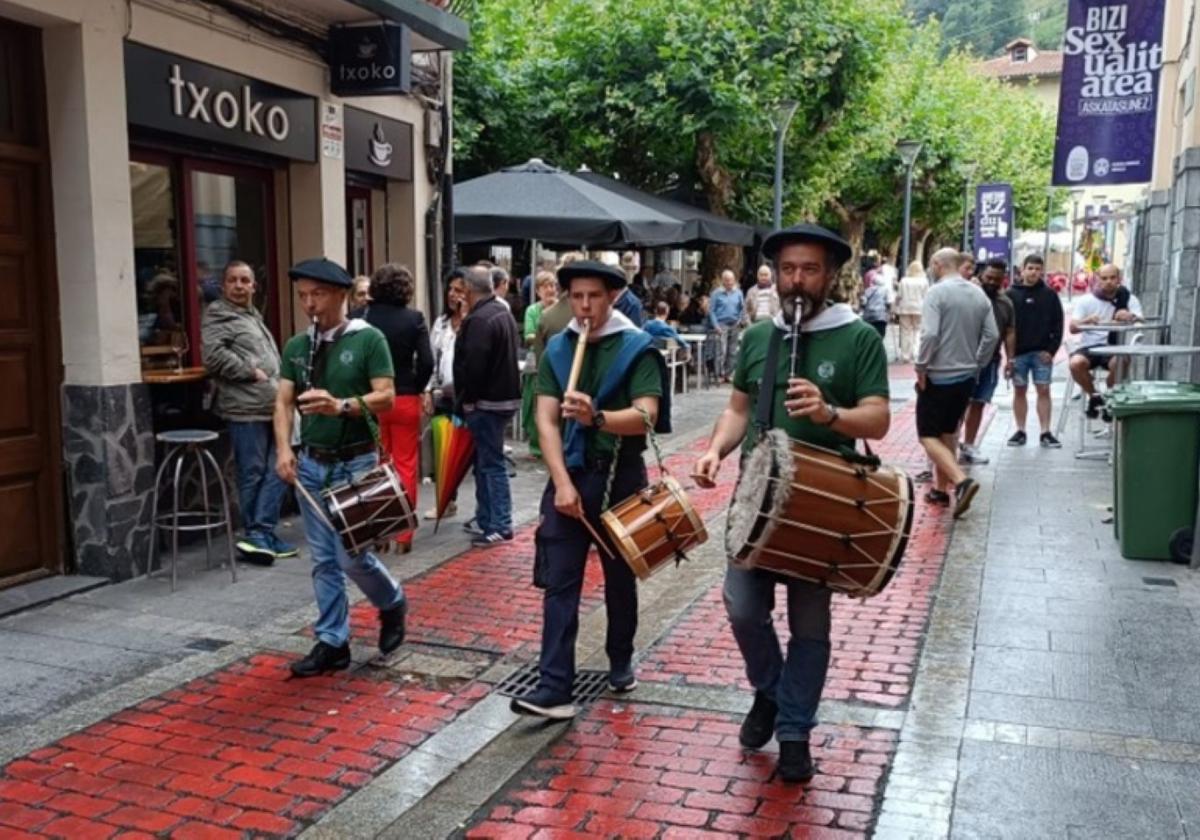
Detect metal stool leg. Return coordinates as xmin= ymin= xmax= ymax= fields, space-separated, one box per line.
xmin=194 ymin=445 xmax=216 ymax=570
xmin=170 ymin=451 xmax=185 ymax=592
xmin=1054 ymin=374 xmax=1074 ymax=438
xmin=200 ymin=446 xmax=237 ymax=582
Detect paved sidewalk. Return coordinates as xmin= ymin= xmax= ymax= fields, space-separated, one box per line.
xmin=2 ymin=357 xmax=1198 ymax=839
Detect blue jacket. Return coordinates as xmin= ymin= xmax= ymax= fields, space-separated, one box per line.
xmin=643 ymin=318 xmax=686 ymax=349
xmin=615 ymin=288 xmax=644 ymax=326
xmin=544 ymin=328 xmax=671 ymax=469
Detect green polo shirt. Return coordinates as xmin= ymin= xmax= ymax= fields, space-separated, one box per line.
xmin=733 ymin=318 xmax=889 ymax=453
xmin=280 ymin=325 xmax=394 ymax=449
xmin=535 ymin=332 xmax=662 ymax=460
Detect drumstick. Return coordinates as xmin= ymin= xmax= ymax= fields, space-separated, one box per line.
xmin=580 ymin=514 xmax=615 ymax=560
xmin=565 ymin=318 xmax=591 ymax=393
xmin=294 ymin=479 xmax=339 ymax=534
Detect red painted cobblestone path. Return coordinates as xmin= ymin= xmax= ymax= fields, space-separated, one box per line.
xmin=0 ymin=654 xmax=487 ymax=839
xmin=637 ymin=404 xmax=962 ymax=707
xmin=344 ymin=437 xmax=741 ymax=656
xmin=465 ymin=701 xmax=896 ymax=839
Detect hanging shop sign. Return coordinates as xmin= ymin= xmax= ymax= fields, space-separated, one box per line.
xmin=974 ymin=183 xmax=1014 ymax=264
xmin=344 ymin=107 xmax=413 ymax=181
xmin=125 ymin=42 xmax=317 ymax=162
xmin=330 ymin=22 xmax=412 ymax=96
xmin=1052 ymin=0 xmax=1166 ymax=185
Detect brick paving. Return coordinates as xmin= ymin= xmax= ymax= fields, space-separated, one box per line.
xmin=0 ymin=653 xmax=488 ymax=839
xmin=343 ymin=437 xmax=741 ymax=656
xmin=464 ymin=701 xmax=896 ymax=839
xmin=637 ymin=404 xmax=966 ymax=707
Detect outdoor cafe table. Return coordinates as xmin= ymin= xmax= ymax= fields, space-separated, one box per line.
xmin=1087 ymin=344 xmax=1200 ymax=381
xmin=1077 ymin=322 xmax=1172 ymax=377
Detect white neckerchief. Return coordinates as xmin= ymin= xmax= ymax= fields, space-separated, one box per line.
xmin=772 ymin=302 xmax=858 ymax=333
xmin=565 ymin=310 xmax=638 ymax=339
xmin=310 ymin=317 xmax=370 ymax=343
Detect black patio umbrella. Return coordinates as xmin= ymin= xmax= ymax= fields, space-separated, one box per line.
xmin=574 ymin=170 xmax=755 ymax=248
xmin=453 ymin=159 xmax=687 ymax=248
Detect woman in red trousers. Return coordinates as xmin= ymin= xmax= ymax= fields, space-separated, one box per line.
xmin=365 ymin=264 xmax=433 ymax=552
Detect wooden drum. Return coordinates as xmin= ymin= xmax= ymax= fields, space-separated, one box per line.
xmin=324 ymin=462 xmax=418 ymax=556
xmin=724 ymin=429 xmax=913 ymax=598
xmin=601 ymin=477 xmax=708 ymax=579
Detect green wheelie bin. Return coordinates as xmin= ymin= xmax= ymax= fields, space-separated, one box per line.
xmin=1110 ymin=381 xmax=1200 ymax=561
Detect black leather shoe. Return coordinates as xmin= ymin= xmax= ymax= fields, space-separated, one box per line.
xmin=778 ymin=740 xmax=815 ymax=783
xmin=379 ymin=601 xmax=407 ymax=654
xmin=290 ymin=641 xmax=351 ymax=678
xmin=739 ymin=691 xmax=777 ymax=749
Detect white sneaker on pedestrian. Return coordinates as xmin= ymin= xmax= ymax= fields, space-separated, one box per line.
xmin=424 ymin=501 xmax=456 ymax=521
xmin=959 ymin=444 xmax=990 ymax=466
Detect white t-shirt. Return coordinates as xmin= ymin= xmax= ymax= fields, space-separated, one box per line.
xmin=1072 ymin=291 xmax=1143 ymax=350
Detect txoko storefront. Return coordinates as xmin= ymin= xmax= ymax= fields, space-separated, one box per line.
xmin=0 ymin=0 xmax=465 ymax=587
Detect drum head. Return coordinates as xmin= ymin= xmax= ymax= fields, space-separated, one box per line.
xmin=724 ymin=429 xmax=793 ymax=565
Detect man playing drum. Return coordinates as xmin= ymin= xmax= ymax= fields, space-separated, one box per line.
xmin=694 ymin=224 xmax=891 ymax=782
xmin=274 ymin=258 xmax=408 ymax=678
xmin=511 ymin=261 xmax=671 ymax=720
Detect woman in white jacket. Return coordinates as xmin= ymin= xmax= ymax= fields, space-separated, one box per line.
xmin=894 ymin=260 xmax=929 ymax=363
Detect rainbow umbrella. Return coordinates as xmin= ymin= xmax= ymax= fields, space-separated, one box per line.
xmin=430 ymin=414 xmax=475 ymax=533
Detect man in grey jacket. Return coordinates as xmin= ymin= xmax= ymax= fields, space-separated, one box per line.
xmin=915 ymin=248 xmax=999 ymax=518
xmin=202 ymin=261 xmax=295 ymax=563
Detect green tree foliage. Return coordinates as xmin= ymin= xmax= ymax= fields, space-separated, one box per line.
xmin=453 ymin=0 xmax=1057 ymax=265
xmin=905 ymin=0 xmax=1066 ymax=57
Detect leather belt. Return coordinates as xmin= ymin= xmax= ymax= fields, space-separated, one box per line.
xmin=301 ymin=441 xmax=375 ymax=464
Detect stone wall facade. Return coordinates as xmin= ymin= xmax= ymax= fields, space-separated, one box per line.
xmin=1168 ymin=148 xmax=1200 ymax=382
xmin=62 ymin=384 xmax=156 ymax=580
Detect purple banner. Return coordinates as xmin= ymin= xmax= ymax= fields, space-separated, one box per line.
xmin=974 ymin=183 xmax=1013 ymax=264
xmin=1052 ymin=0 xmax=1166 ymax=186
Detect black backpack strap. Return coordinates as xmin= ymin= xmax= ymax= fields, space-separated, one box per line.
xmin=754 ymin=326 xmax=784 ymax=433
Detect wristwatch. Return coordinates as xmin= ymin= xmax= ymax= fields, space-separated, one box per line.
xmin=592 ymin=410 xmax=607 ymax=430
xmin=339 ymin=398 xmax=353 ymax=416
xmin=819 ymin=404 xmax=840 ymax=426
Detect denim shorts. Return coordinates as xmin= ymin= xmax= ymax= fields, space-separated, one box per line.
xmin=1011 ymin=351 xmax=1052 ymax=387
xmin=971 ymin=359 xmax=1000 ymax=404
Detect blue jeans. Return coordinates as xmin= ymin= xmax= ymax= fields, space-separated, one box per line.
xmin=465 ymin=410 xmax=514 ymax=535
xmin=971 ymin=359 xmax=1000 ymax=404
xmin=297 ymin=452 xmax=405 ymax=647
xmin=534 ymin=462 xmax=647 ymax=697
xmin=723 ymin=565 xmax=832 ymax=743
xmin=227 ymin=421 xmax=288 ymax=540
xmin=1011 ymin=351 xmax=1053 ymax=387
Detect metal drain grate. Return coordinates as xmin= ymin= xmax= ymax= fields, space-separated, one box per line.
xmin=1142 ymin=577 xmax=1178 ymax=588
xmin=495 ymin=662 xmax=610 ymax=706
xmin=186 ymin=637 xmax=233 ymax=652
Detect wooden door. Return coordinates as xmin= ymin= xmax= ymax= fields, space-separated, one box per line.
xmin=0 ymin=21 xmax=62 ymax=586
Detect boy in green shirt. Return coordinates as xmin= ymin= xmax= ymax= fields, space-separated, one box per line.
xmin=510 ymin=261 xmax=667 ymax=721
xmin=693 ymin=224 xmax=891 ymax=784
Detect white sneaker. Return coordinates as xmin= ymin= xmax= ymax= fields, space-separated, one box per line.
xmin=424 ymin=501 xmax=456 ymax=520
xmin=958 ymin=444 xmax=990 ymax=465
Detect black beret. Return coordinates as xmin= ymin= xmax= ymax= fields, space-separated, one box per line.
xmin=288 ymin=257 xmax=353 ymax=288
xmin=762 ymin=223 xmax=852 ymax=268
xmin=556 ymin=260 xmax=628 ymax=291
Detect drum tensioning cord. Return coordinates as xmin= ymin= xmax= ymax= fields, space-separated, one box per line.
xmin=603 ymin=405 xmax=693 ymax=569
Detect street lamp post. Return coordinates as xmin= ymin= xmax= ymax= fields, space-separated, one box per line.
xmin=897 ymin=139 xmax=923 ymax=276
xmin=771 ymin=100 xmax=799 ymax=230
xmin=1067 ymin=188 xmax=1084 ymax=300
xmin=1042 ymin=187 xmax=1056 ymax=262
xmin=959 ymin=161 xmax=978 ymax=253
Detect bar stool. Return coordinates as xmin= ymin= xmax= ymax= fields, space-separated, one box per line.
xmin=146 ymin=429 xmax=237 ymax=591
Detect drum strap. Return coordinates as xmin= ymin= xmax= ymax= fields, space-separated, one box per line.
xmin=754 ymin=327 xmax=785 ymax=434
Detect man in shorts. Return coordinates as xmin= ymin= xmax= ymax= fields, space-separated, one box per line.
xmin=1068 ymin=263 xmax=1142 ymax=418
xmin=960 ymin=259 xmax=1016 ymax=464
xmin=1006 ymin=255 xmax=1064 ymax=447
xmin=914 ymin=249 xmax=998 ymax=517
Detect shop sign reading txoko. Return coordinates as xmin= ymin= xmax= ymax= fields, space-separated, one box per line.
xmin=125 ymin=43 xmax=318 ymax=162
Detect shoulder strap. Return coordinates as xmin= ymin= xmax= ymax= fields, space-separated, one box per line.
xmin=754 ymin=327 xmax=783 ymax=433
